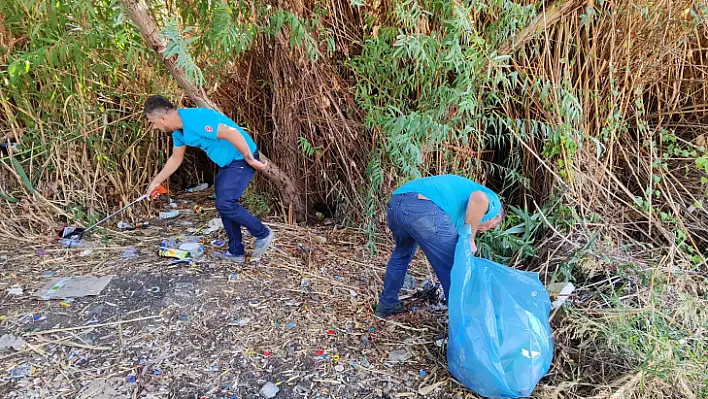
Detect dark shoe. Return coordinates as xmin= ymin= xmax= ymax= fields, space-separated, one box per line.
xmin=375 ymin=301 xmax=406 ymax=318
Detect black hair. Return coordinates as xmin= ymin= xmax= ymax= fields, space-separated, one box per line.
xmin=144 ymin=95 xmax=175 ymax=115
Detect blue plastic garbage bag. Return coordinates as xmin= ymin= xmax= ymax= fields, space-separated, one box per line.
xmin=447 ymin=234 xmax=553 ymax=398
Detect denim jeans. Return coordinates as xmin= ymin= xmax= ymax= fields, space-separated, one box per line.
xmin=214 ymin=154 xmax=269 ymax=256
xmin=379 ymin=192 xmax=458 ymax=307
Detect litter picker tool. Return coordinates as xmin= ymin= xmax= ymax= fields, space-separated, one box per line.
xmin=58 ymin=185 xmax=167 ymax=240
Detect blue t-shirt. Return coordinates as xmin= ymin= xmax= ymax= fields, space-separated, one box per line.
xmin=394 ymin=175 xmax=502 ymax=232
xmin=172 ymin=108 xmax=257 ymax=167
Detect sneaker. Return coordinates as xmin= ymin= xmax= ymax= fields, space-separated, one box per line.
xmin=251 ymin=229 xmax=274 ymax=260
xmin=214 ymin=251 xmax=245 ymax=264
xmin=375 ymin=301 xmax=406 ymax=319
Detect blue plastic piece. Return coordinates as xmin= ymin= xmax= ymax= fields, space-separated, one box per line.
xmin=447 ymin=235 xmax=553 ymax=398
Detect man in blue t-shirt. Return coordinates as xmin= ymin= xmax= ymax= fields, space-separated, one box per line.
xmin=143 ymin=95 xmax=274 ymax=263
xmin=376 ymin=175 xmax=504 ymax=318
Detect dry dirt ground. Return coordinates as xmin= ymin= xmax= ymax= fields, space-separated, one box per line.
xmin=0 ymin=205 xmax=498 ymax=399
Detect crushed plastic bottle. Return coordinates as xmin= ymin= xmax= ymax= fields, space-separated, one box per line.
xmin=186 ymin=183 xmax=208 ymax=192
xmin=179 ymin=243 xmax=204 ymax=259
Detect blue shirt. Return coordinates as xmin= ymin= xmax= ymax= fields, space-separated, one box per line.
xmin=394 ymin=175 xmax=502 ymax=232
xmin=172 ymin=108 xmax=257 ymax=167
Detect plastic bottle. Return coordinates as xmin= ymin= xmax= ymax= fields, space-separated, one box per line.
xmin=186 ymin=183 xmax=208 ymax=193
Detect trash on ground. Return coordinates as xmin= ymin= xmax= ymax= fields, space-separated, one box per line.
xmin=158 ymin=247 xmax=190 ymax=259
xmin=120 ymin=247 xmax=140 ymax=259
xmin=334 ymin=364 xmax=345 ymax=372
xmin=179 ymin=242 xmax=204 ymax=259
xmin=548 ymin=282 xmax=576 ymax=310
xmin=402 ymin=273 xmax=416 ymax=290
xmin=7 ymin=287 xmax=23 ymax=295
xmin=59 ymin=238 xmax=89 ymax=248
xmin=448 ymin=235 xmax=553 ymax=398
xmin=159 ymin=210 xmax=179 ymax=219
xmin=387 ymin=348 xmax=411 ymax=363
xmin=205 ymin=218 xmax=224 ymax=233
xmin=296 ymin=243 xmax=312 ymax=253
xmin=32 ymin=276 xmax=113 ymax=300
xmin=259 ymin=381 xmax=280 ymax=398
xmin=0 ymin=334 xmax=26 ymax=351
xmin=81 ymin=249 xmax=93 ymax=256
xmin=117 ymin=221 xmax=134 ymax=230
xmin=186 ymin=183 xmax=208 ymax=192
xmin=211 ymin=239 xmax=225 ymax=247
xmin=8 ymin=364 xmax=33 ymax=379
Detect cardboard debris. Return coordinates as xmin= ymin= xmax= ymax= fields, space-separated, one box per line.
xmin=32 ymin=276 xmax=113 ymax=300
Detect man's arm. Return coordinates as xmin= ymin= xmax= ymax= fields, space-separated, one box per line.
xmin=146 ymin=146 xmax=186 ymax=198
xmin=465 ymin=191 xmax=489 ymax=253
xmin=217 ymin=124 xmax=267 ymax=170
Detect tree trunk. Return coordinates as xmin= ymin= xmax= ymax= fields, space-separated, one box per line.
xmin=121 ymin=0 xmax=303 ymax=220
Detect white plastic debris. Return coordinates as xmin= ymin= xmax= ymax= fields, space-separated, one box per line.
xmin=549 ymin=282 xmax=576 ymax=310
xmin=7 ymin=287 xmax=23 ymax=295
xmin=259 ymin=381 xmax=280 ymax=398
xmin=0 ymin=334 xmax=26 ymax=351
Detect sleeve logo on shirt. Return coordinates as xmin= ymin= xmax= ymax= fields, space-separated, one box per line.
xmin=205 ymin=125 xmax=213 ymax=133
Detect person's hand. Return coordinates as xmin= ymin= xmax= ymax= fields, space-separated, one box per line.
xmin=469 ymin=237 xmax=477 ymax=255
xmin=146 ymin=182 xmax=160 ymax=200
xmin=249 ymin=158 xmax=268 ymax=171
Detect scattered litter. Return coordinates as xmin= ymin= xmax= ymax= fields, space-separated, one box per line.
xmin=327 ymin=329 xmax=335 ymax=335
xmin=259 ymin=382 xmax=280 ymax=398
xmin=179 ymin=315 xmax=189 ymax=321
xmin=179 ymin=242 xmax=204 ymax=259
xmin=186 ymin=183 xmax=208 ymax=192
xmin=334 ymin=364 xmax=345 ymax=372
xmin=179 ymin=209 xmax=196 ymax=215
xmin=38 ymin=251 xmax=47 ymax=256
xmin=205 ymin=218 xmax=224 ymax=233
xmin=210 ymin=365 xmax=221 ymax=372
xmin=59 ymin=238 xmax=88 ymax=248
xmin=158 ymin=247 xmax=191 ymax=259
xmin=263 ymin=351 xmax=271 ymax=357
xmin=419 ymin=369 xmax=427 ymax=377
xmin=59 ymin=301 xmax=71 ymax=308
xmin=228 ymin=317 xmax=251 ymax=327
xmin=127 ymin=375 xmax=136 ymax=383
xmin=7 ymin=287 xmax=23 ymax=295
xmin=296 ymin=243 xmax=312 ymax=253
xmin=0 ymin=334 xmax=26 ymax=351
xmin=81 ymin=249 xmax=93 ymax=256
xmin=117 ymin=221 xmax=134 ymax=230
xmin=548 ymin=282 xmax=576 ymax=310
xmin=299 ymin=279 xmax=310 ymax=293
xmin=435 ymin=338 xmax=447 ymax=347
xmin=8 ymin=364 xmax=33 ymax=379
xmin=159 ymin=210 xmax=179 ymax=219
xmin=387 ymin=348 xmax=411 ymax=363
xmin=229 ymin=273 xmax=239 ymax=282
xmin=333 ymin=354 xmax=340 ymax=361
xmin=167 ymin=258 xmax=192 ymax=265
xmin=316 ymin=349 xmax=325 ymax=356
xmin=287 ymin=322 xmax=296 ymax=329
xmin=211 ymin=239 xmax=226 ymax=247
xmin=402 ymin=273 xmax=416 ymax=290
xmin=136 ymin=221 xmax=151 ymax=229
xmin=41 ymin=271 xmax=55 ymax=278
xmin=32 ymin=276 xmax=113 ymax=300
xmin=121 ymin=247 xmax=140 ymax=259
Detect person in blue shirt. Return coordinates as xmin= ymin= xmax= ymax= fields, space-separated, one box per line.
xmin=143 ymin=95 xmax=274 ymax=263
xmin=376 ymin=175 xmax=504 ymax=318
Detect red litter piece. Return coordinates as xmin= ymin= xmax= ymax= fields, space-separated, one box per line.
xmin=264 ymin=351 xmax=271 ymax=357
xmin=327 ymin=329 xmax=335 ymax=335
xmin=316 ymin=349 xmax=325 ymax=356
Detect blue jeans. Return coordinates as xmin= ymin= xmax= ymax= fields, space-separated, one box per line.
xmin=214 ymin=155 xmax=269 ymax=256
xmin=379 ymin=193 xmax=458 ymax=307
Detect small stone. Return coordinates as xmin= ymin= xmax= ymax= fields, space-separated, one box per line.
xmin=259 ymin=382 xmax=280 ymax=398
